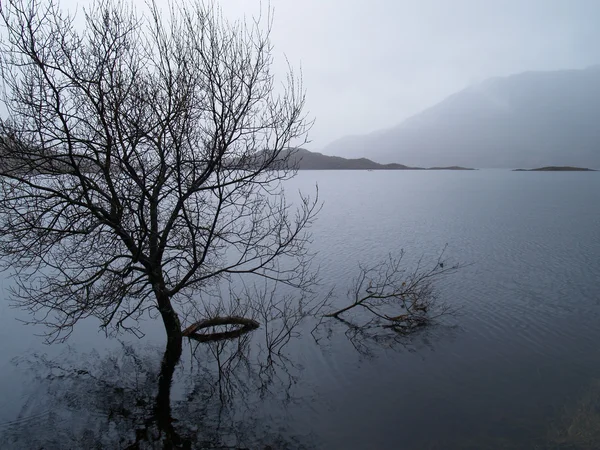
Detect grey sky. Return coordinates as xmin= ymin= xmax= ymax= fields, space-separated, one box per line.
xmin=221 ymin=0 xmax=600 ymax=149
xmin=14 ymin=0 xmax=600 ymax=150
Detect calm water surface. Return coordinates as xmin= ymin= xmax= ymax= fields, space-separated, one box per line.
xmin=1 ymin=170 xmax=600 ymax=449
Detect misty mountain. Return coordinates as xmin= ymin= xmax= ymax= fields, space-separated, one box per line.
xmin=282 ymin=148 xmax=473 ymax=170
xmin=322 ymin=66 xmax=600 ymax=169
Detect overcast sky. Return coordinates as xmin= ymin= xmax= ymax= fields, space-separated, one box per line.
xmin=13 ymin=0 xmax=600 ymax=150
xmin=218 ymin=0 xmax=600 ymax=149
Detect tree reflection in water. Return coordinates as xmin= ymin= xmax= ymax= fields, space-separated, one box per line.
xmin=1 ymin=327 xmax=314 ymax=449
xmin=0 ymin=283 xmax=458 ymax=449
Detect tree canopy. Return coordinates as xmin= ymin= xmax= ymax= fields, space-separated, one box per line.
xmin=0 ymin=0 xmax=317 ymax=346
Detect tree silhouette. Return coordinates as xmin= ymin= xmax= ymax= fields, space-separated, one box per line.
xmin=0 ymin=0 xmax=316 ymax=352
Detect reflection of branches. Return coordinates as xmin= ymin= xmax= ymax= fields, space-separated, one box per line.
xmin=245 ymin=281 xmax=332 ymax=356
xmin=185 ymin=284 xmax=330 ymax=405
xmin=2 ymin=306 xmax=317 ymax=449
xmin=323 ymin=316 xmax=459 ymax=358
xmin=178 ymin=279 xmax=331 ymax=396
xmin=325 ymin=247 xmax=461 ymax=332
xmin=4 ymin=344 xmax=162 ymax=449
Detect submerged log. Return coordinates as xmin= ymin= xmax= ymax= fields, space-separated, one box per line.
xmin=182 ymin=316 xmax=260 ymax=343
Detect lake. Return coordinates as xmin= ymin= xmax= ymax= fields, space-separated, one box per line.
xmin=1 ymin=169 xmax=600 ymax=449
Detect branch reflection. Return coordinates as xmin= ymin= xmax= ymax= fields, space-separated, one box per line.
xmin=2 ymin=328 xmax=314 ymax=449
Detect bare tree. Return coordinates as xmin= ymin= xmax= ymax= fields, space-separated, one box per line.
xmin=0 ymin=0 xmax=317 ymax=353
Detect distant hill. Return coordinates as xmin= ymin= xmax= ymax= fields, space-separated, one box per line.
xmin=287 ymin=149 xmax=411 ymax=170
xmin=282 ymin=148 xmax=474 ymax=170
xmin=322 ymin=66 xmax=600 ymax=169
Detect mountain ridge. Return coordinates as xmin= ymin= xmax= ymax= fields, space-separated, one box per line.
xmin=321 ymin=66 xmax=600 ymax=169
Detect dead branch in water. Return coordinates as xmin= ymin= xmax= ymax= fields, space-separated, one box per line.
xmin=182 ymin=316 xmax=259 ymax=343
xmin=325 ymin=246 xmax=462 ymax=331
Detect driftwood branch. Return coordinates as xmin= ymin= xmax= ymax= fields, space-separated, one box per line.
xmin=325 ymin=246 xmax=462 ymax=331
xmin=182 ymin=316 xmax=260 ymax=343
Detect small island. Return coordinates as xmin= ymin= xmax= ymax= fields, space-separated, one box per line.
xmin=513 ymin=166 xmax=597 ymax=172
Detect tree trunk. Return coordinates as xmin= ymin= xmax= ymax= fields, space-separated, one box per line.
xmin=154 ymin=287 xmax=183 ymax=345
xmin=153 ymin=286 xmax=184 ymax=445
xmin=154 ymin=336 xmax=185 ymax=447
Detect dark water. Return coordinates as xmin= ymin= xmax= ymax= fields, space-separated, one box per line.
xmin=1 ymin=170 xmax=600 ymax=449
